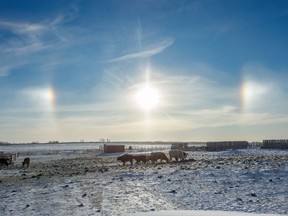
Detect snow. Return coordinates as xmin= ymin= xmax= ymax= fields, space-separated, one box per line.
xmin=0 ymin=146 xmax=287 ymax=215
xmin=128 ymin=210 xmax=282 ymax=216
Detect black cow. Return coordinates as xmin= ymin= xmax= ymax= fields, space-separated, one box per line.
xmin=0 ymin=158 xmax=9 ymax=166
xmin=22 ymin=157 xmax=30 ymax=167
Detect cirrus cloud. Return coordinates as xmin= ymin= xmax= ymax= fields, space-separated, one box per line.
xmin=108 ymin=38 xmax=174 ymax=62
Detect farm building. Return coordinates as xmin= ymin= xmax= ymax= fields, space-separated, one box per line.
xmin=186 ymin=145 xmax=207 ymax=151
xmin=262 ymin=139 xmax=288 ymax=149
xmin=206 ymin=141 xmax=248 ymax=151
xmin=171 ymin=143 xmax=206 ymax=151
xmin=103 ymin=144 xmax=125 ymax=153
xmin=171 ymin=143 xmax=188 ymax=150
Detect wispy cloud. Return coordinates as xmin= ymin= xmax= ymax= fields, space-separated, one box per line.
xmin=0 ymin=20 xmax=48 ymax=54
xmin=0 ymin=20 xmax=46 ymax=34
xmin=108 ymin=38 xmax=174 ymax=62
xmin=0 ymin=16 xmax=70 ymax=55
xmin=0 ymin=16 xmax=75 ymax=77
xmin=0 ymin=66 xmax=10 ymax=77
xmin=0 ymin=61 xmax=27 ymax=78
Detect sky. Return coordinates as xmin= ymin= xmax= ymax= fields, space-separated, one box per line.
xmin=0 ymin=0 xmax=288 ymax=143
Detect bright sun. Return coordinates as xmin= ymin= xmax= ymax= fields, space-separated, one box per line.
xmin=135 ymin=85 xmax=160 ymax=111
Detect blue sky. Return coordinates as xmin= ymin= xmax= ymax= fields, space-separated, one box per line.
xmin=1 ymin=0 xmax=288 ymax=143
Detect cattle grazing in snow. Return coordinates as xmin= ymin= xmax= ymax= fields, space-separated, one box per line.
xmin=169 ymin=150 xmax=188 ymax=162
xmin=0 ymin=158 xmax=9 ymax=166
xmin=117 ymin=154 xmax=133 ymax=166
xmin=133 ymin=154 xmax=149 ymax=164
xmin=149 ymin=152 xmax=170 ymax=164
xmin=22 ymin=157 xmax=30 ymax=167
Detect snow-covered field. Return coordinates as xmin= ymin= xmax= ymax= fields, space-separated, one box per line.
xmin=0 ymin=147 xmax=287 ymax=216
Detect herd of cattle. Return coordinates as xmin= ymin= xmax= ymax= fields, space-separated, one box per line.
xmin=0 ymin=150 xmax=188 ymax=168
xmin=117 ymin=149 xmax=188 ymax=166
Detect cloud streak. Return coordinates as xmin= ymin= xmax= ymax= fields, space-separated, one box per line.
xmin=0 ymin=66 xmax=10 ymax=77
xmin=0 ymin=16 xmax=69 ymax=55
xmin=0 ymin=20 xmax=47 ymax=53
xmin=0 ymin=16 xmax=75 ymax=78
xmin=0 ymin=20 xmax=46 ymax=34
xmin=108 ymin=38 xmax=174 ymax=62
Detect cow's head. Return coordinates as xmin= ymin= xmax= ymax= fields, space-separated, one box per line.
xmin=183 ymin=152 xmax=188 ymax=158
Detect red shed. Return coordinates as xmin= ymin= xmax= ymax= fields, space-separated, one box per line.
xmin=103 ymin=144 xmax=125 ymax=153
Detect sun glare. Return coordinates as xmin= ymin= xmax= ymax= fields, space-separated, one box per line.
xmin=135 ymin=85 xmax=160 ymax=111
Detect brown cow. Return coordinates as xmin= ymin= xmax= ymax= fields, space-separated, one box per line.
xmin=22 ymin=157 xmax=30 ymax=168
xmin=133 ymin=154 xmax=148 ymax=164
xmin=117 ymin=154 xmax=133 ymax=166
xmin=150 ymin=152 xmax=170 ymax=164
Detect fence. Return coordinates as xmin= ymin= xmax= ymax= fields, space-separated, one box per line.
xmin=206 ymin=141 xmax=248 ymax=151
xmin=0 ymin=152 xmax=19 ymax=165
xmin=262 ymin=140 xmax=288 ymax=149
